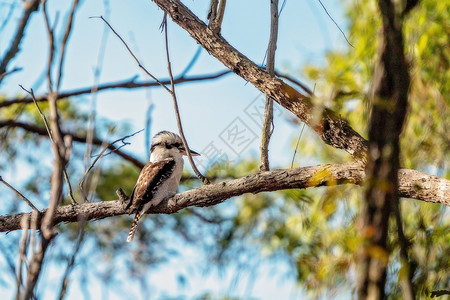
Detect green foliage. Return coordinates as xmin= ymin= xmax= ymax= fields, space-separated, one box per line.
xmin=297 ymin=0 xmax=450 ymax=296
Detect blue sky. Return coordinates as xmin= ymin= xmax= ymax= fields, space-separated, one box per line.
xmin=0 ymin=0 xmax=352 ymax=299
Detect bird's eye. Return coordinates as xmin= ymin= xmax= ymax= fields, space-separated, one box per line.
xmin=165 ymin=143 xmax=172 ymax=149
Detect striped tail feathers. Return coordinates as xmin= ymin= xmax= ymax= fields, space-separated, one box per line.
xmin=126 ymin=210 xmax=143 ymax=243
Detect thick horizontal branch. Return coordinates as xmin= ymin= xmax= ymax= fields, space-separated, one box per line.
xmin=0 ymin=120 xmax=145 ymax=169
xmin=151 ymin=0 xmax=368 ymax=161
xmin=0 ymin=70 xmax=231 ymax=108
xmin=1 ymin=163 xmax=448 ymax=232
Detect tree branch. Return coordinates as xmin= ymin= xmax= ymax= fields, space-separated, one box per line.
xmin=0 ymin=119 xmax=145 ymax=169
xmin=0 ymin=176 xmax=39 ymax=213
xmin=1 ymin=164 xmax=448 ymax=232
xmin=161 ymin=18 xmax=208 ymax=184
xmin=259 ymin=0 xmax=278 ymax=171
xmin=150 ymin=0 xmax=368 ymax=162
xmin=56 ymin=0 xmax=80 ymax=91
xmin=0 ymin=71 xmax=231 ymax=108
xmin=0 ymin=0 xmax=40 ymax=85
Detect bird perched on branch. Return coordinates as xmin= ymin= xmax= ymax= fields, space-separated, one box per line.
xmin=126 ymin=131 xmax=199 ymax=242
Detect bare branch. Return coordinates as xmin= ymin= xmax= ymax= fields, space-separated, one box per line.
xmin=0 ymin=119 xmax=145 ymax=169
xmin=150 ymin=0 xmax=368 ymax=162
xmin=0 ymin=71 xmax=231 ymax=108
xmin=208 ymin=0 xmax=226 ymax=34
xmin=275 ymin=71 xmax=313 ymax=96
xmin=42 ymin=0 xmax=55 ymax=92
xmin=1 ymin=164 xmax=448 ymax=232
xmin=0 ymin=67 xmax=22 ymax=82
xmin=19 ymin=86 xmax=76 ymax=204
xmin=91 ymin=16 xmax=172 ymax=94
xmin=57 ymin=220 xmax=85 ymax=300
xmin=0 ymin=0 xmax=40 ymax=85
xmin=80 ymin=129 xmax=145 ymax=199
xmin=0 ymin=1 xmax=16 ymax=35
xmin=162 ymin=18 xmax=209 ymax=184
xmin=259 ymin=0 xmax=279 ymax=171
xmin=394 ymin=201 xmax=416 ymax=299
xmin=316 ymin=0 xmax=354 ymax=48
xmin=82 ymin=4 xmax=111 ymax=201
xmin=56 ymin=0 xmax=80 ymax=91
xmin=207 ymin=0 xmax=218 ymax=21
xmin=290 ymin=123 xmax=306 ymax=168
xmin=96 ymin=14 xmax=208 ymax=183
xmin=0 ymin=176 xmax=39 ymax=213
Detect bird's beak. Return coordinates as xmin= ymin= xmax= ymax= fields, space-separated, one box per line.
xmin=179 ymin=148 xmax=200 ymax=156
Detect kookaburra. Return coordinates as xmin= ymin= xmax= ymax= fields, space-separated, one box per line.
xmin=126 ymin=131 xmax=199 ymax=242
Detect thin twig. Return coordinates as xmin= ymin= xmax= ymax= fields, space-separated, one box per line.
xmin=316 ymin=0 xmax=354 ymax=48
xmin=16 ymin=215 xmax=30 ymax=298
xmin=42 ymin=0 xmax=55 ymax=92
xmin=179 ymin=46 xmax=202 ymax=77
xmin=57 ymin=219 xmax=86 ymax=300
xmin=186 ymin=208 xmax=222 ymax=225
xmin=56 ymin=0 xmax=80 ymax=91
xmin=82 ymin=2 xmax=110 ymax=202
xmin=163 ymin=19 xmax=209 ymax=184
xmin=80 ymin=129 xmax=144 ymax=199
xmin=260 ymin=0 xmax=279 ymax=171
xmin=94 ymin=15 xmax=208 ymax=182
xmin=0 ymin=71 xmax=231 ymax=108
xmin=19 ymin=86 xmax=53 ymax=142
xmin=275 ymin=71 xmax=313 ymax=96
xmin=90 ymin=129 xmax=144 ymax=158
xmin=394 ymin=200 xmax=415 ymax=299
xmin=0 ymin=0 xmax=39 ymax=84
xmin=0 ymin=176 xmax=39 ymax=213
xmin=290 ymin=123 xmax=306 ymax=168
xmin=0 ymin=1 xmax=16 ymax=35
xmin=0 ymin=119 xmax=145 ymax=169
xmin=18 ymin=85 xmax=76 ymax=204
xmin=91 ymin=16 xmax=172 ymax=94
xmin=0 ymin=67 xmax=22 ymax=82
xmin=279 ymin=0 xmax=288 ymax=15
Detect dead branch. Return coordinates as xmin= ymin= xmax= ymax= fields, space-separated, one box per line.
xmin=150 ymin=0 xmax=368 ymax=162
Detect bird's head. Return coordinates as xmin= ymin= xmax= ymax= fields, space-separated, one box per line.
xmin=150 ymin=131 xmax=199 ymax=162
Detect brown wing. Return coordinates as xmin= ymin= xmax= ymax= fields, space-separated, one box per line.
xmin=126 ymin=158 xmax=176 ymax=213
